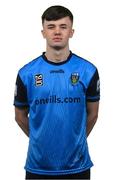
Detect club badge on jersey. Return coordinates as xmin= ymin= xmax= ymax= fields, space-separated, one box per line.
xmin=35 ymin=74 xmax=43 ymax=86
xmin=71 ymin=73 xmax=79 ymax=85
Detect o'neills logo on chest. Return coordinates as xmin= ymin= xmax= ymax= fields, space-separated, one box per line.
xmin=35 ymin=74 xmax=43 ymax=86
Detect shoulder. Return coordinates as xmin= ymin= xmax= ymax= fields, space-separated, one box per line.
xmin=18 ymin=55 xmax=42 ymax=76
xmin=17 ymin=55 xmax=43 ymax=85
xmin=72 ymin=53 xmax=97 ymax=72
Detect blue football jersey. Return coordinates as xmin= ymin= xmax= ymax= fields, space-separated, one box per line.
xmin=14 ymin=52 xmax=100 ymax=175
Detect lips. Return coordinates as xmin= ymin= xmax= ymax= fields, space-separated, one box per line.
xmin=53 ymin=37 xmax=62 ymax=42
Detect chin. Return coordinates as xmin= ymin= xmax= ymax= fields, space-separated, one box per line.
xmin=52 ymin=46 xmax=64 ymax=51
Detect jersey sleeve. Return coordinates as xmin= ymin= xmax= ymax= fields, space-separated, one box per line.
xmin=86 ymin=69 xmax=100 ymax=102
xmin=14 ymin=74 xmax=29 ymax=108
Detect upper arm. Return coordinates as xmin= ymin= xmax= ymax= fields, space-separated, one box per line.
xmin=87 ymin=101 xmax=99 ymax=118
xmin=14 ymin=73 xmax=29 ymax=108
xmin=86 ymin=69 xmax=100 ymax=117
xmin=15 ymin=106 xmax=29 ymax=120
xmin=15 ymin=106 xmax=29 ymax=136
xmin=86 ymin=69 xmax=100 ymax=102
xmin=14 ymin=73 xmax=29 ymax=122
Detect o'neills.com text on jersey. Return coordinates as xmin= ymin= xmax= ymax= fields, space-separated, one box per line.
xmin=35 ymin=95 xmax=81 ymax=105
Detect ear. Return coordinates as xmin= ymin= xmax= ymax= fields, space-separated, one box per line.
xmin=70 ymin=29 xmax=74 ymax=38
xmin=41 ymin=29 xmax=46 ymax=38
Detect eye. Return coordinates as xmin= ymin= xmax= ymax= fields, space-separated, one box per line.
xmin=47 ymin=25 xmax=55 ymax=29
xmin=61 ymin=27 xmax=66 ymax=29
xmin=60 ymin=25 xmax=67 ymax=29
xmin=48 ymin=26 xmax=54 ymax=29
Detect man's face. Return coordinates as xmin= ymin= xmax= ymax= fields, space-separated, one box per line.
xmin=42 ymin=17 xmax=74 ymax=50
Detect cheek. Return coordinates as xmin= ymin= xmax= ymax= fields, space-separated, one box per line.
xmin=64 ymin=32 xmax=72 ymax=39
xmin=44 ymin=32 xmax=53 ymax=39
xmin=42 ymin=29 xmax=50 ymax=38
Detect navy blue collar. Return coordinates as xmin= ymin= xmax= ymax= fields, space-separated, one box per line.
xmin=42 ymin=51 xmax=72 ymax=65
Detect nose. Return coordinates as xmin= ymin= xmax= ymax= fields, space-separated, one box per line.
xmin=54 ymin=27 xmax=61 ymax=35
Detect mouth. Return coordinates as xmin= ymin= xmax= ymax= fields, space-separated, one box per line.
xmin=53 ymin=37 xmax=62 ymax=42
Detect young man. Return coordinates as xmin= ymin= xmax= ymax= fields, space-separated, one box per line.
xmin=14 ymin=5 xmax=100 ymax=179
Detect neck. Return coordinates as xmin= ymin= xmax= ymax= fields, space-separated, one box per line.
xmin=45 ymin=46 xmax=70 ymax=63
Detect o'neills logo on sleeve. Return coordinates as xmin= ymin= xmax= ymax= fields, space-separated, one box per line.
xmin=35 ymin=74 xmax=43 ymax=86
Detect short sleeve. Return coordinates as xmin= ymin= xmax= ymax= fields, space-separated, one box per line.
xmin=86 ymin=69 xmax=100 ymax=102
xmin=14 ymin=74 xmax=29 ymax=107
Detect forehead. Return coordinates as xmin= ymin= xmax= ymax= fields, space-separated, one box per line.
xmin=43 ymin=17 xmax=72 ymax=27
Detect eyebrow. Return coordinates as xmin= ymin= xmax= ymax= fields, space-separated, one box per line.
xmin=47 ymin=24 xmax=55 ymax=27
xmin=60 ymin=24 xmax=67 ymax=26
xmin=47 ymin=24 xmax=68 ymax=27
